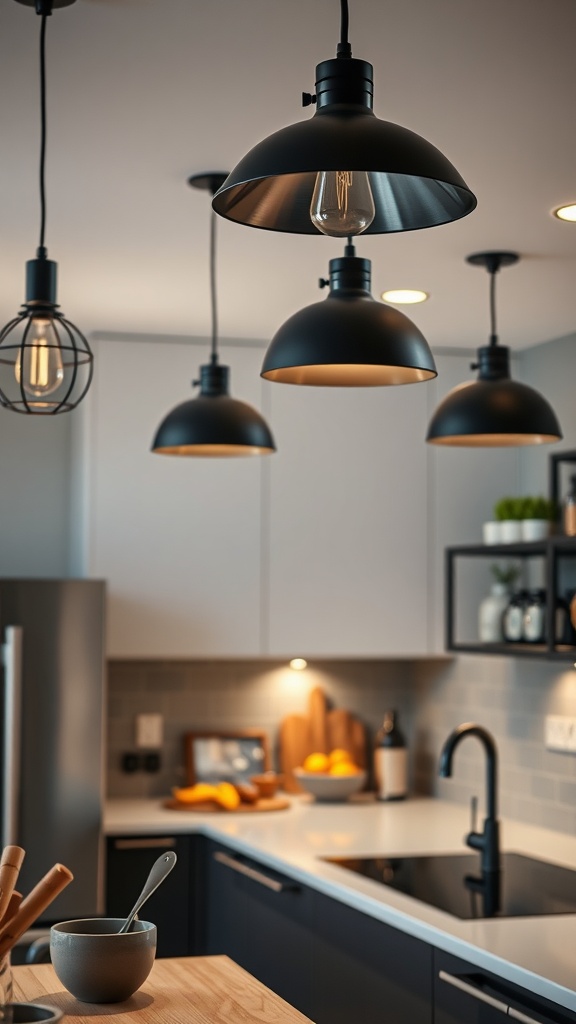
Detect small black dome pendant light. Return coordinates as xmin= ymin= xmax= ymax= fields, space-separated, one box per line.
xmin=426 ymin=252 xmax=562 ymax=446
xmin=261 ymin=238 xmax=437 ymax=386
xmin=212 ymin=0 xmax=476 ymax=236
xmin=151 ymin=174 xmax=276 ymax=457
xmin=0 ymin=0 xmax=93 ymax=414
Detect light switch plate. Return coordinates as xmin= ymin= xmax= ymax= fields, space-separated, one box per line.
xmin=545 ymin=715 xmax=576 ymax=753
xmin=135 ymin=713 xmax=164 ymax=750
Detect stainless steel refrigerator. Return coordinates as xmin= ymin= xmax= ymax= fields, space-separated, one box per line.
xmin=0 ymin=578 xmax=106 ymax=927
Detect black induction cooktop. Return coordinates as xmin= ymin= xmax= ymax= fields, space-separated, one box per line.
xmin=322 ymin=852 xmax=576 ymax=920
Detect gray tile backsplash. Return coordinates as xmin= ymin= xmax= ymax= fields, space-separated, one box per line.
xmin=107 ymin=654 xmax=576 ymax=837
xmin=106 ymin=659 xmax=418 ymax=800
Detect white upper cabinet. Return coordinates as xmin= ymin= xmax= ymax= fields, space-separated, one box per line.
xmin=265 ymin=380 xmax=431 ymax=657
xmin=80 ymin=336 xmax=268 ymax=657
xmin=78 ymin=338 xmax=518 ymax=659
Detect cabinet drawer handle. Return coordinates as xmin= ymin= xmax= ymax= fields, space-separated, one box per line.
xmin=438 ymin=971 xmax=508 ymax=1015
xmin=213 ymin=851 xmax=297 ymax=893
xmin=114 ymin=837 xmax=176 ymax=850
xmin=508 ymin=1010 xmax=545 ymax=1024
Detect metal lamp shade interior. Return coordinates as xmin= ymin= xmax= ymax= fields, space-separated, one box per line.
xmin=426 ymin=378 xmax=563 ymax=447
xmin=151 ymin=393 xmax=276 ymax=457
xmin=212 ymin=58 xmax=476 ymax=234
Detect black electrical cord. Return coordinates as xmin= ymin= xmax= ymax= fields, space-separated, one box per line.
xmin=337 ymin=0 xmax=352 ymax=57
xmin=38 ymin=12 xmax=48 ymax=253
xmin=209 ymin=210 xmax=218 ymax=365
xmin=340 ymin=0 xmax=349 ymax=45
xmin=489 ymin=267 xmax=498 ymax=347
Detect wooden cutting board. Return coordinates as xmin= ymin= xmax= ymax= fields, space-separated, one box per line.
xmin=163 ymin=796 xmax=290 ymax=813
xmin=279 ymin=686 xmax=367 ymax=793
xmin=279 ymin=714 xmax=311 ymax=793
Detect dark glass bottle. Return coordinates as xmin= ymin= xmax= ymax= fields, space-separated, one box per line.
xmin=522 ymin=589 xmax=546 ymax=644
xmin=374 ymin=710 xmax=407 ymax=801
xmin=503 ymin=589 xmax=529 ymax=643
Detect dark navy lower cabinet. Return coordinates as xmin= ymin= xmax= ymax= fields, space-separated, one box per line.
xmin=201 ymin=837 xmax=433 ymax=1024
xmin=202 ymin=838 xmax=316 ymax=1017
xmin=434 ymin=950 xmax=575 ymax=1024
xmin=307 ymin=887 xmax=432 ymax=1024
xmin=105 ymin=834 xmax=196 ymax=958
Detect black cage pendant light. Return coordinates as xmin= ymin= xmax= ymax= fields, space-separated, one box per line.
xmin=426 ymin=252 xmax=562 ymax=447
xmin=261 ymin=238 xmax=437 ymax=386
xmin=151 ymin=174 xmax=276 ymax=457
xmin=0 ymin=0 xmax=93 ymax=414
xmin=212 ymin=0 xmax=476 ymax=236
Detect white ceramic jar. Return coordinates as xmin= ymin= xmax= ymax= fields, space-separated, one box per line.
xmin=478 ymin=583 xmax=510 ymax=643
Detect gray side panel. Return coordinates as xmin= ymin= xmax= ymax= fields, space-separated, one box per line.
xmin=1 ymin=579 xmax=105 ymax=922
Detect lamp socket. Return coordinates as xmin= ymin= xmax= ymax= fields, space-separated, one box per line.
xmin=135 ymin=713 xmax=163 ymax=750
xmin=545 ymin=715 xmax=576 ymax=753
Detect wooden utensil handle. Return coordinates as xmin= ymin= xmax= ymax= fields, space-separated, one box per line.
xmin=0 ymin=863 xmax=73 ymax=959
xmin=0 ymin=846 xmax=25 ymax=922
xmin=0 ymin=890 xmax=22 ymax=932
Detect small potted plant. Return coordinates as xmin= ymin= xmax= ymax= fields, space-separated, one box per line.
xmin=493 ymin=496 xmax=524 ymax=543
xmin=478 ymin=562 xmax=521 ymax=642
xmin=519 ymin=496 xmax=557 ymax=541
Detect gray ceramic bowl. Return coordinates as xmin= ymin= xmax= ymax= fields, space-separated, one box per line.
xmin=49 ymin=918 xmax=157 ymax=1004
xmin=293 ymin=767 xmax=367 ymax=801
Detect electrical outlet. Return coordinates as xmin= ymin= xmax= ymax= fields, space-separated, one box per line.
xmin=545 ymin=715 xmax=576 ymax=753
xmin=121 ymin=752 xmax=141 ymax=773
xmin=135 ymin=713 xmax=164 ymax=750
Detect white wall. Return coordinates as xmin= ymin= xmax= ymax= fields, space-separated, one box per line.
xmin=0 ymin=403 xmax=76 ymax=576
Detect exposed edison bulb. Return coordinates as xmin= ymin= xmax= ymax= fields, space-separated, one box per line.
xmin=310 ymin=170 xmax=375 ymax=236
xmin=15 ymin=317 xmax=64 ymax=398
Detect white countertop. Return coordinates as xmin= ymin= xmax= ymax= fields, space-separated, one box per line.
xmin=105 ymin=795 xmax=576 ymax=1012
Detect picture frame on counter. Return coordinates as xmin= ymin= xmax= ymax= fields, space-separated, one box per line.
xmin=184 ymin=730 xmax=270 ymax=785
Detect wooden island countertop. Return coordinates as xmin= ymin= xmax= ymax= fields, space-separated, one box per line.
xmin=12 ymin=956 xmax=315 ymax=1024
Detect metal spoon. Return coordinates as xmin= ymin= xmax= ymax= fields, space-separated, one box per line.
xmin=118 ymin=850 xmax=177 ymax=933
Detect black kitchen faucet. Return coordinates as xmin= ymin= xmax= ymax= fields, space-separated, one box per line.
xmin=439 ymin=723 xmax=501 ymax=877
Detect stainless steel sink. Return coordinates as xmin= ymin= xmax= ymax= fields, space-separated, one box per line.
xmin=322 ymin=852 xmax=576 ymax=919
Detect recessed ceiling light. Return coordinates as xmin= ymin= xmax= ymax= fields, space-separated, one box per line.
xmin=553 ymin=204 xmax=576 ymax=222
xmin=381 ymin=289 xmax=429 ymax=304
xmin=289 ymin=658 xmax=307 ymax=671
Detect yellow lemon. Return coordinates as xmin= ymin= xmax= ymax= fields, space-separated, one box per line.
xmin=329 ymin=761 xmax=360 ymax=776
xmin=302 ymin=752 xmax=330 ymax=773
xmin=214 ymin=781 xmax=241 ymax=810
xmin=329 ymin=748 xmax=354 ymax=767
xmin=172 ymin=783 xmax=219 ymax=804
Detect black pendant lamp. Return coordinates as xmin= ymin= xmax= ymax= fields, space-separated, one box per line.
xmin=261 ymin=239 xmax=437 ymax=386
xmin=0 ymin=0 xmax=93 ymax=414
xmin=426 ymin=252 xmax=562 ymax=447
xmin=212 ymin=0 xmax=476 ymax=236
xmin=151 ymin=174 xmax=276 ymax=457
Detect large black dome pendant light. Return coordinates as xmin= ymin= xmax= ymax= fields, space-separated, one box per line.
xmin=261 ymin=238 xmax=437 ymax=385
xmin=426 ymin=252 xmax=562 ymax=447
xmin=212 ymin=0 xmax=476 ymax=236
xmin=151 ymin=174 xmax=276 ymax=457
xmin=0 ymin=0 xmax=93 ymax=414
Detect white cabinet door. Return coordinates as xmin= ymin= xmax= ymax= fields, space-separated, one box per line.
xmin=83 ymin=337 xmax=268 ymax=657
xmin=265 ymin=381 xmax=431 ymax=657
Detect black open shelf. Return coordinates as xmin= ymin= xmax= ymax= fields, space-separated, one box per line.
xmin=446 ymin=536 xmax=576 ymax=661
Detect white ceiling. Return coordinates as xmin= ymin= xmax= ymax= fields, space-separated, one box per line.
xmin=1 ymin=0 xmax=576 ymax=355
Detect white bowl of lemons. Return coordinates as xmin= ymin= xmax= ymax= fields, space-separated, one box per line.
xmin=294 ymin=749 xmax=366 ymax=802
